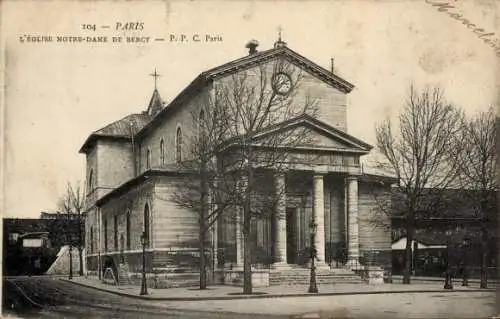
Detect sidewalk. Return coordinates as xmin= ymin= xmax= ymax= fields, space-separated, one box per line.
xmin=62 ymin=276 xmax=496 ymax=301
xmin=391 ymin=275 xmax=499 ymax=285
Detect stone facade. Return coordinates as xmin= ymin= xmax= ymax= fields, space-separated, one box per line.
xmin=81 ymin=42 xmax=395 ymax=287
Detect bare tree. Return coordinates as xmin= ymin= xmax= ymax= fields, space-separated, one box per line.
xmin=375 ymin=85 xmax=463 ymax=284
xmin=170 ymin=90 xmax=237 ymax=290
xmin=58 ymin=182 xmax=86 ymax=276
xmin=450 ymin=107 xmax=497 ymax=288
xmin=213 ymin=58 xmax=317 ymax=294
xmin=173 ymin=57 xmax=318 ymax=293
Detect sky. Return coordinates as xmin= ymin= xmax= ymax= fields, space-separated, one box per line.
xmin=1 ymin=0 xmax=498 ymax=218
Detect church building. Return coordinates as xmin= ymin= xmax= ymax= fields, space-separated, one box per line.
xmin=81 ymin=38 xmax=395 ymax=287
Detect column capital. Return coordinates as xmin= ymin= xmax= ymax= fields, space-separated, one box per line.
xmin=274 ymin=170 xmax=287 ymax=178
xmin=346 ymin=175 xmax=358 ymax=182
xmin=313 ymin=172 xmax=326 ymax=180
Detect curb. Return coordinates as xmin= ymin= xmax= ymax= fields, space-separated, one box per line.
xmin=60 ymin=279 xmax=496 ymax=301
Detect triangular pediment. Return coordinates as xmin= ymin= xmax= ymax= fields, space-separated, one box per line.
xmin=251 ymin=114 xmax=372 ymax=153
xmin=202 ymin=46 xmax=354 ymax=94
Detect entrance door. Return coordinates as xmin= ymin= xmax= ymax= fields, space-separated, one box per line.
xmin=286 ymin=207 xmax=298 ymax=264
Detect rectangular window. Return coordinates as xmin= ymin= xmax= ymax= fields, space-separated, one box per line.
xmin=23 ymin=238 xmax=42 ymax=248
xmin=9 ymin=233 xmax=19 ymax=243
xmin=353 ymin=156 xmax=360 ymax=166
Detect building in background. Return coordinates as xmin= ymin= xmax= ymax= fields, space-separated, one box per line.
xmin=391 ymin=189 xmax=498 ymax=278
xmin=3 ymin=212 xmax=84 ymax=276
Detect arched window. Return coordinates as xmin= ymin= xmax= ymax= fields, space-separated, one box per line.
xmin=146 ymin=148 xmax=151 ymax=169
xmin=126 ymin=210 xmax=131 ymax=250
xmin=159 ymin=139 xmax=165 ymax=166
xmin=90 ymin=226 xmax=94 ymax=254
xmin=199 ymin=110 xmax=205 ymax=136
xmin=88 ymin=169 xmax=93 ymax=192
xmin=144 ymin=204 xmax=150 ymax=247
xmin=176 ymin=127 xmax=182 ymax=163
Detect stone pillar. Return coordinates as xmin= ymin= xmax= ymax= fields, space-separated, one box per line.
xmin=313 ymin=173 xmax=327 ymax=267
xmin=210 ymin=189 xmax=219 ymax=269
xmin=274 ymin=172 xmax=288 ymax=267
xmin=235 ymin=206 xmax=244 ymax=267
xmin=346 ymin=176 xmax=360 ymax=268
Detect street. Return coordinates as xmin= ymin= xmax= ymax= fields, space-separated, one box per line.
xmin=2 ymin=276 xmax=497 ymax=318
xmin=3 ymin=276 xmax=277 ymax=318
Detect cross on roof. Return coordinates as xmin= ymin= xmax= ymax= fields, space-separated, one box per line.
xmin=278 ymin=26 xmax=283 ymax=42
xmin=149 ymin=68 xmax=161 ymax=89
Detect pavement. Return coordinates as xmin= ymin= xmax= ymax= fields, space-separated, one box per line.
xmin=391 ymin=275 xmax=500 ymax=284
xmin=62 ymin=275 xmax=496 ymax=301
xmin=5 ymin=276 xmax=497 ymax=319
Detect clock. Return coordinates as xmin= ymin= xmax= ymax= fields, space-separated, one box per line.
xmin=272 ymin=72 xmax=292 ymax=95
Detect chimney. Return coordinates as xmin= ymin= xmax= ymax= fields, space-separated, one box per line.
xmin=330 ymin=58 xmax=335 ymax=74
xmin=245 ymin=40 xmax=259 ymax=55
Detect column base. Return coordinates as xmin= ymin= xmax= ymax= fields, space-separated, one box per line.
xmin=314 ymin=261 xmax=330 ymax=270
xmin=272 ymin=262 xmax=291 ymax=270
xmin=345 ymin=258 xmax=362 ymax=270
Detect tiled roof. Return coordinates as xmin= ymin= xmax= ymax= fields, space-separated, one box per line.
xmin=94 ymin=113 xmax=151 ymax=137
xmin=79 ymin=113 xmax=151 ymax=153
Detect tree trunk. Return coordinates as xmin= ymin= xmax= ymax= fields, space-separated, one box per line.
xmin=78 ymin=246 xmax=84 ymax=276
xmin=403 ymin=225 xmax=413 ymax=284
xmin=243 ymin=229 xmax=252 ymax=294
xmin=242 ymin=164 xmax=253 ymax=294
xmin=480 ymin=228 xmax=488 ymax=289
xmin=78 ymin=215 xmax=84 ymax=276
xmin=199 ymin=228 xmax=207 ymax=289
xmin=199 ymin=161 xmax=208 ymax=290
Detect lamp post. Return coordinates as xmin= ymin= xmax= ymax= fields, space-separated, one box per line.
xmin=140 ymin=231 xmax=148 ymax=295
xmin=444 ymin=229 xmax=453 ymax=290
xmin=308 ymin=218 xmax=318 ymax=294
xmin=68 ymin=242 xmax=73 ymax=280
xmin=462 ymin=237 xmax=470 ymax=287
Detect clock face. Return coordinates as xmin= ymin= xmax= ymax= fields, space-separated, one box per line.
xmin=272 ymin=72 xmax=292 ymax=95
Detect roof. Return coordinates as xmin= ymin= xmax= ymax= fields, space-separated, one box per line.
xmin=391 ymin=188 xmax=497 ymax=220
xmin=253 ymin=113 xmax=372 ymax=152
xmin=135 ymin=44 xmax=356 ymax=140
xmin=3 ymin=218 xmax=53 ymax=234
xmin=79 ymin=113 xmax=151 ymax=153
xmin=146 ymin=88 xmax=165 ymax=117
xmin=95 ymin=166 xmax=196 ymax=207
xmin=202 ymin=46 xmax=355 ymax=93
xmin=393 ymin=229 xmax=475 ymax=247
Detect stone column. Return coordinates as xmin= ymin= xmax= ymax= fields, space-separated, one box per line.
xmin=235 ymin=206 xmax=244 ymax=267
xmin=274 ymin=172 xmax=288 ymax=267
xmin=313 ymin=173 xmax=327 ymax=267
xmin=209 ymin=190 xmax=218 ymax=269
xmin=346 ymin=176 xmax=360 ymax=268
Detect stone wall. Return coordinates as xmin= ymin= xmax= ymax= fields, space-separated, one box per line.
xmin=137 ymin=86 xmax=211 ymax=173
xmin=99 ymin=180 xmax=154 ymax=253
xmin=357 ymin=180 xmax=392 ymax=272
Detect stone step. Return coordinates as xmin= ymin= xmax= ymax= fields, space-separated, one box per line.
xmin=268 ymin=268 xmax=363 ymax=286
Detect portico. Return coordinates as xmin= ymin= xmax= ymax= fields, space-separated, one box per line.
xmin=220 ymin=169 xmax=362 ymax=271
xmin=215 ymin=113 xmax=372 ymax=272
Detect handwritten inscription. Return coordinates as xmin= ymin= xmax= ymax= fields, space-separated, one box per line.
xmin=426 ymin=0 xmax=500 ymax=57
xmin=16 ymin=22 xmax=223 ymax=45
